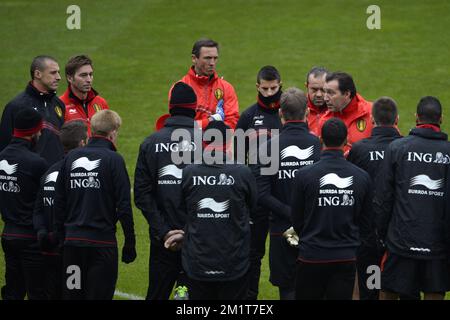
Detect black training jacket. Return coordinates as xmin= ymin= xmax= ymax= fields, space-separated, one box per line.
xmin=53 ymin=137 xmax=135 ymax=247
xmin=34 ymin=160 xmax=63 ymax=235
xmin=0 ymin=83 xmax=65 ymax=165
xmin=347 ymin=126 xmax=402 ymax=248
xmin=134 ymin=115 xmax=198 ymax=242
xmin=0 ymin=138 xmax=48 ymax=239
xmin=236 ymin=102 xmax=282 ymax=221
xmin=181 ymin=154 xmax=257 ymax=281
xmin=291 ymin=149 xmax=372 ymax=262
xmin=255 ymin=121 xmax=321 ymax=234
xmin=374 ymin=127 xmax=450 ymax=259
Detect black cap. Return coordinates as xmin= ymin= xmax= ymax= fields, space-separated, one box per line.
xmin=13 ymin=108 xmax=43 ymax=137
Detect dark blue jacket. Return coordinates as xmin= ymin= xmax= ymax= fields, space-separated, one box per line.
xmin=134 ymin=115 xmax=198 ymax=242
xmin=0 ymin=138 xmax=48 ymax=239
xmin=347 ymin=126 xmax=402 ymax=248
xmin=181 ymin=153 xmax=257 ymax=281
xmin=374 ymin=127 xmax=450 ymax=259
xmin=291 ymin=149 xmax=372 ymax=262
xmin=54 ymin=137 xmax=135 ymax=247
xmin=255 ymin=121 xmax=321 ymax=233
xmin=0 ymin=83 xmax=65 ymax=165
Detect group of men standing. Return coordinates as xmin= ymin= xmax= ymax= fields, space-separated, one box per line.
xmin=0 ymin=38 xmax=449 ymax=300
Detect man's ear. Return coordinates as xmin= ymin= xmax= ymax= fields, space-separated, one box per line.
xmin=34 ymin=69 xmax=42 ymax=80
xmin=395 ymin=115 xmax=399 ymax=125
xmin=191 ymin=54 xmax=197 ymax=65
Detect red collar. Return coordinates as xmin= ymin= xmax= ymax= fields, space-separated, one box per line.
xmin=187 ymin=66 xmax=218 ymax=84
xmin=323 ymin=146 xmax=344 ymax=151
xmin=417 ymin=124 xmax=440 ymax=132
xmin=307 ymin=97 xmax=326 ymax=115
xmin=66 ymin=86 xmax=97 ymax=104
xmin=285 ymin=120 xmax=306 ymax=123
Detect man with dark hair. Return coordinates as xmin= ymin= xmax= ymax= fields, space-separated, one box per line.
xmin=54 ymin=110 xmax=136 ymax=300
xmin=347 ymin=96 xmax=402 ymax=300
xmin=135 ymin=82 xmax=199 ymax=300
xmin=291 ymin=117 xmax=372 ymax=300
xmin=0 ymin=55 xmax=65 ymax=165
xmin=374 ymin=96 xmax=450 ymax=300
xmin=255 ymin=87 xmax=321 ymax=299
xmin=305 ymin=66 xmax=328 ymax=136
xmin=170 ymin=38 xmax=239 ymax=129
xmin=164 ymin=120 xmax=257 ymax=299
xmin=34 ymin=120 xmax=88 ymax=299
xmin=235 ymin=65 xmax=283 ymax=299
xmin=60 ymin=55 xmax=109 ymax=135
xmin=318 ymin=72 xmax=373 ymax=156
xmin=0 ymin=108 xmax=48 ymax=300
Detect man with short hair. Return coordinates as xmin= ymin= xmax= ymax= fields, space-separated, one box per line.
xmin=347 ymin=97 xmax=402 ymax=300
xmin=172 ymin=38 xmax=239 ymax=129
xmin=291 ymin=118 xmax=372 ymax=300
xmin=305 ymin=66 xmax=328 ymax=136
xmin=54 ymin=110 xmax=136 ymax=300
xmin=319 ymin=72 xmax=373 ymax=156
xmin=0 ymin=55 xmax=65 ymax=165
xmin=135 ymin=82 xmax=199 ymax=300
xmin=0 ymin=108 xmax=48 ymax=300
xmin=34 ymin=120 xmax=88 ymax=299
xmin=60 ymin=55 xmax=109 ymax=135
xmin=255 ymin=87 xmax=321 ymax=299
xmin=235 ymin=65 xmax=283 ymax=299
xmin=374 ymin=96 xmax=450 ymax=300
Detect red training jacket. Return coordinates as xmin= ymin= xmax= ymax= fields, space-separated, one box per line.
xmin=60 ymin=87 xmax=109 ymax=136
xmin=317 ymin=93 xmax=373 ymax=157
xmin=175 ymin=67 xmax=239 ymax=129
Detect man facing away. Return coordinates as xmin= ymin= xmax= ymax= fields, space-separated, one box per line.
xmin=54 ymin=110 xmax=136 ymax=300
xmin=291 ymin=118 xmax=372 ymax=300
xmin=374 ymin=96 xmax=450 ymax=300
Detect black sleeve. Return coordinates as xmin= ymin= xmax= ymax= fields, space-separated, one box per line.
xmin=112 ymin=155 xmax=135 ymax=247
xmin=357 ymin=174 xmax=374 ymax=246
xmin=235 ymin=109 xmax=250 ymax=131
xmin=373 ymin=144 xmax=395 ymax=241
xmin=53 ymin=160 xmax=68 ymax=237
xmin=33 ymin=175 xmax=47 ymax=232
xmin=244 ymin=168 xmax=258 ymax=213
xmin=133 ymin=142 xmax=171 ymax=241
xmin=0 ymin=103 xmax=15 ymax=152
xmin=290 ymin=175 xmax=306 ymax=236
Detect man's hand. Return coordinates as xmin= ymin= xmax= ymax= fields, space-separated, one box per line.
xmin=282 ymin=226 xmax=299 ymax=248
xmin=164 ymin=229 xmax=185 ymax=251
xmin=122 ymin=246 xmax=137 ymax=264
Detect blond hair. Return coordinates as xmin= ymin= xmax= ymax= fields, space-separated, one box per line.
xmin=91 ymin=110 xmax=122 ymax=136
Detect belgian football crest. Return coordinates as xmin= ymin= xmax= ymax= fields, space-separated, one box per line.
xmin=356 ymin=119 xmax=366 ymax=132
xmin=214 ymin=88 xmax=224 ymax=100
xmin=54 ymin=105 xmax=63 ymax=118
xmin=93 ymin=103 xmax=102 ymax=112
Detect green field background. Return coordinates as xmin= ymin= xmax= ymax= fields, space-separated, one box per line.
xmin=0 ymin=0 xmax=449 ymax=300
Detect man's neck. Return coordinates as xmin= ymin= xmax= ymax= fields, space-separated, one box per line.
xmin=71 ymin=85 xmax=88 ymax=101
xmin=31 ymin=80 xmax=49 ymax=94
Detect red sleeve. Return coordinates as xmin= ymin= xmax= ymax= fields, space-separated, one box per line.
xmin=222 ymin=81 xmax=239 ymax=129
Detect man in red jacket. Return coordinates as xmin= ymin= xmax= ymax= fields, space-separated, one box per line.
xmin=60 ymin=55 xmax=109 ymax=135
xmin=305 ymin=67 xmax=328 ymax=136
xmin=318 ymin=72 xmax=373 ymax=156
xmin=173 ymin=39 xmax=239 ymax=129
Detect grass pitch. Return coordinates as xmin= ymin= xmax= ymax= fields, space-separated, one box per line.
xmin=0 ymin=0 xmax=449 ymax=300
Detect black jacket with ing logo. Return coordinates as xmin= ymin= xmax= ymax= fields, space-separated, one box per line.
xmin=374 ymin=127 xmax=450 ymax=259
xmin=291 ymin=149 xmax=372 ymax=262
xmin=53 ymin=137 xmax=135 ymax=247
xmin=181 ymin=154 xmax=257 ymax=281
